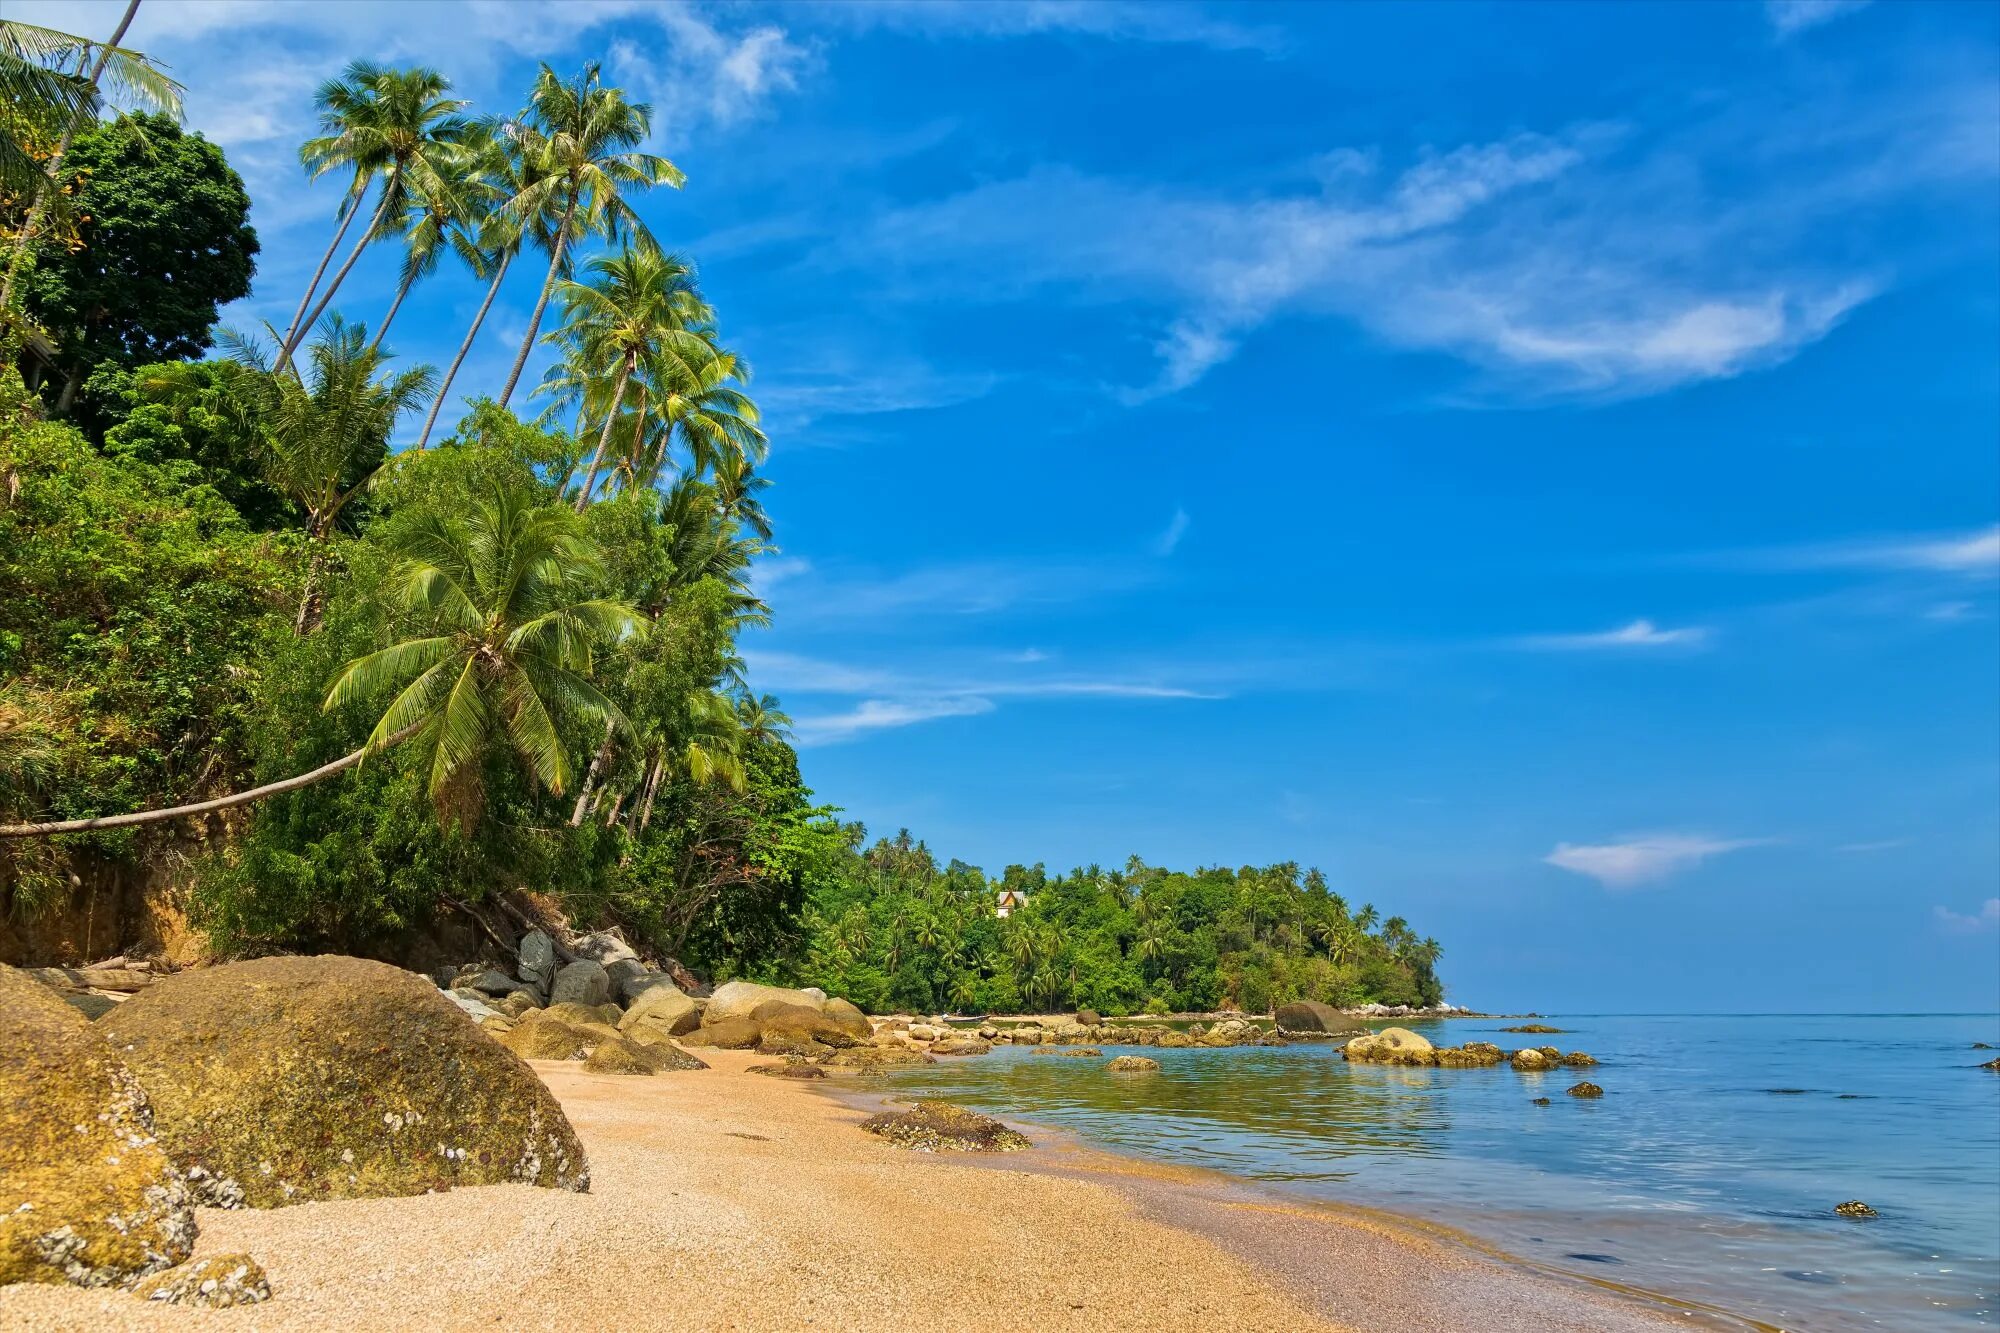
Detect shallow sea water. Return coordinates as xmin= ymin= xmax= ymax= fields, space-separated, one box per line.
xmin=860 ymin=1013 xmax=2000 ymax=1331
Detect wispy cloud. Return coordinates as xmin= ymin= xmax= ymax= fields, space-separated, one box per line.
xmin=1151 ymin=507 xmax=1191 ymax=557
xmin=1724 ymin=525 xmax=2000 ymax=578
xmin=756 ymin=554 xmax=1158 ymax=625
xmin=1934 ymin=898 xmax=2000 ymax=934
xmin=1515 ymin=619 xmax=1712 ymax=652
xmin=1837 ymin=839 xmax=1907 ymax=853
xmin=749 ymin=649 xmax=1217 ymax=745
xmin=1545 ymin=834 xmax=1766 ymax=889
xmin=818 ymin=1 xmax=1284 ymax=55
xmin=1766 ymin=0 xmax=1872 ymax=38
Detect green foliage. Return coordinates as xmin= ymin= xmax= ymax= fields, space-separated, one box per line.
xmin=0 ymin=417 xmax=291 ymax=827
xmin=87 ymin=360 xmax=293 ymax=528
xmin=24 ymin=114 xmax=255 ymax=398
xmin=787 ymin=843 xmax=1444 ymax=1016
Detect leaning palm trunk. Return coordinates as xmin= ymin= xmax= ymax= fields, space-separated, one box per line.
xmin=496 ymin=198 xmax=576 ymax=409
xmin=280 ymin=185 xmax=365 ymax=356
xmin=278 ymin=182 xmax=396 ymax=371
xmin=367 ymin=268 xmax=419 ymax=354
xmin=0 ymin=724 xmax=419 ymax=839
xmin=635 ymin=750 xmax=665 ymax=831
xmin=413 ymin=249 xmax=510 ymax=450
xmin=572 ymin=350 xmax=634 ymax=511
xmin=0 ymin=0 xmax=142 ymax=311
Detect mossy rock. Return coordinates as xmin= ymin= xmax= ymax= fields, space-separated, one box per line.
xmin=680 ymin=1016 xmax=763 ymax=1050
xmin=1060 ymin=1047 xmax=1104 ymax=1058
xmin=750 ymin=1060 xmax=829 ymax=1079
xmin=1562 ymin=1051 xmax=1598 ymax=1067
xmin=499 ymin=1017 xmax=595 ymax=1061
xmin=0 ymin=963 xmax=194 ymax=1288
xmin=1501 ymin=1024 xmax=1567 ymax=1034
xmin=932 ymin=1038 xmax=994 ymax=1056
xmin=131 ymin=1253 xmax=270 ymax=1308
xmin=1834 ymin=1200 xmax=1878 ymax=1218
xmin=1107 ymin=1055 xmax=1160 ymax=1072
xmin=1530 ymin=1096 xmax=1552 ymax=1105
xmin=542 ymin=1001 xmax=621 ymax=1028
xmin=757 ymin=1030 xmax=832 ymax=1059
xmin=1510 ymin=1048 xmax=1556 ymax=1071
xmin=821 ymin=1045 xmax=937 ymax=1068
xmin=581 ymin=1036 xmax=708 ymax=1075
xmin=100 ymin=955 xmax=588 ymax=1208
xmin=822 ymin=997 xmax=873 ymax=1041
xmin=1566 ymin=1081 xmax=1604 ymax=1098
xmin=618 ymin=982 xmax=700 ymax=1038
xmin=752 ymin=999 xmax=866 ymax=1049
xmin=1273 ymin=1000 xmax=1366 ymax=1035
xmin=860 ymin=1101 xmax=1030 ymax=1153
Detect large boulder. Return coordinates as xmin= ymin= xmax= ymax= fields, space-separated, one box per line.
xmin=822 ymin=997 xmax=873 ymax=1041
xmin=1274 ymin=1000 xmax=1366 ymax=1036
xmin=678 ymin=1016 xmax=763 ymax=1049
xmin=704 ymin=979 xmax=826 ymax=1025
xmin=99 ymin=956 xmax=588 ymax=1207
xmin=1342 ymin=1027 xmax=1436 ymax=1066
xmin=0 ymin=964 xmax=194 ymax=1288
xmin=751 ymin=998 xmax=865 ymax=1049
xmin=549 ymin=959 xmax=611 ymax=1008
xmin=582 ymin=1036 xmax=708 ymax=1075
xmin=569 ymin=931 xmax=640 ymax=969
xmin=619 ymin=981 xmax=701 ymax=1037
xmin=516 ymin=930 xmax=557 ymax=990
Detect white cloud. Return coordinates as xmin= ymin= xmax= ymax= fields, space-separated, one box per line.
xmin=1545 ymin=834 xmax=1765 ymax=889
xmin=1740 ymin=525 xmax=2000 ymax=577
xmin=1766 ymin=0 xmax=1872 ymax=38
xmin=610 ymin=8 xmax=814 ymax=140
xmin=753 ymin=556 xmax=813 ymax=592
xmin=791 ymin=696 xmax=996 ymax=745
xmin=1836 ymin=839 xmax=1907 ymax=853
xmin=747 ymin=649 xmax=1215 ymax=745
xmin=1151 ymin=507 xmax=1191 ymax=557
xmin=818 ymin=1 xmax=1283 ymax=54
xmin=1516 ymin=619 xmax=1711 ymax=651
xmin=1934 ymin=899 xmax=2000 ymax=934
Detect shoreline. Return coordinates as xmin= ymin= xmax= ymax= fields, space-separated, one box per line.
xmin=815 ymin=1078 xmax=1762 ymax=1333
xmin=3 ymin=1048 xmax=1756 ymax=1331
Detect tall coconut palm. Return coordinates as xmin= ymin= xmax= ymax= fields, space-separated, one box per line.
xmin=221 ymin=316 xmax=436 ymax=632
xmin=734 ymin=692 xmax=790 ymax=746
xmin=710 ymin=455 xmax=773 ymax=541
xmin=281 ymin=63 xmax=470 ymax=371
xmin=367 ymin=131 xmax=489 ymax=354
xmin=495 ymin=63 xmax=682 ymax=409
xmin=410 ymin=135 xmax=553 ymax=451
xmin=0 ymin=7 xmax=182 ymax=308
xmin=325 ymin=487 xmax=635 ymax=819
xmin=545 ymin=245 xmax=709 ymax=510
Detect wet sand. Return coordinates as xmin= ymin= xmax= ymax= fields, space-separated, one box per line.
xmin=1 ymin=1050 xmax=1734 ymax=1331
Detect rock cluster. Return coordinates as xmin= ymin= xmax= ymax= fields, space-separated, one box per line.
xmin=1340 ymin=1028 xmax=1599 ymax=1073
xmin=860 ymin=1101 xmax=1030 ymax=1153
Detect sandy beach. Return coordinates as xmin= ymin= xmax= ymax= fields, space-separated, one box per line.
xmin=0 ymin=1051 xmax=1737 ymax=1332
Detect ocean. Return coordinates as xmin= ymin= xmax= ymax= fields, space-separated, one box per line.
xmin=857 ymin=1013 xmax=2000 ymax=1330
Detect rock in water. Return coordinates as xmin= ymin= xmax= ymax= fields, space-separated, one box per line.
xmin=1342 ymin=1027 xmax=1436 ymax=1066
xmin=549 ymin=959 xmax=611 ymax=1008
xmin=0 ymin=963 xmax=194 ymax=1288
xmin=1501 ymin=1024 xmax=1567 ymax=1034
xmin=1835 ymin=1200 xmax=1879 ymax=1218
xmin=860 ymin=1101 xmax=1030 ymax=1152
xmin=99 ymin=956 xmax=588 ymax=1207
xmin=1107 ymin=1055 xmax=1161 ymax=1072
xmin=131 ymin=1253 xmax=270 ymax=1307
xmin=1274 ymin=1000 xmax=1366 ymax=1035
xmin=704 ymin=980 xmax=826 ymax=1025
xmin=1566 ymin=1081 xmax=1604 ymax=1098
xmin=1510 ymin=1048 xmax=1556 ymax=1071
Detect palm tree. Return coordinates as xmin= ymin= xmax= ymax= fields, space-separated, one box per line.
xmin=734 ymin=693 xmax=790 ymax=745
xmin=544 ymin=245 xmax=708 ymax=510
xmin=412 ymin=129 xmax=547 ymax=451
xmin=281 ymin=63 xmax=470 ymax=371
xmin=495 ymin=63 xmax=683 ymax=409
xmin=368 ymin=130 xmax=490 ymax=353
xmin=0 ymin=7 xmax=182 ymax=308
xmin=710 ymin=456 xmax=774 ymax=541
xmin=324 ymin=487 xmax=635 ymax=817
xmin=221 ymin=317 xmax=436 ymax=632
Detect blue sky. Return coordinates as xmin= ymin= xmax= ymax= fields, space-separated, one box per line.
xmin=33 ymin=0 xmax=2000 ymax=1012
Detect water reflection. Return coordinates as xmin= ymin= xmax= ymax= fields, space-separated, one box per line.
xmin=861 ymin=1015 xmax=2000 ymax=1332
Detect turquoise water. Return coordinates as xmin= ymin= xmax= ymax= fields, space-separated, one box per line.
xmin=860 ymin=1014 xmax=2000 ymax=1330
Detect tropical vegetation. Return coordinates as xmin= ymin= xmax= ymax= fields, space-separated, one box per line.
xmin=0 ymin=9 xmax=1446 ymax=1014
